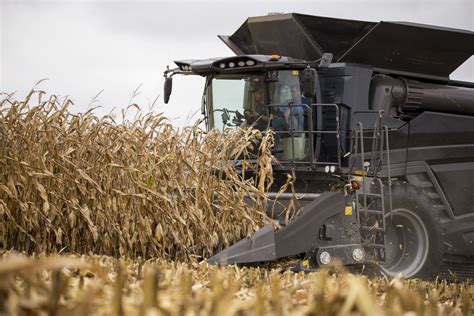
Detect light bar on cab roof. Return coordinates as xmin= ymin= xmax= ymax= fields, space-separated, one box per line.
xmin=215 ymin=58 xmax=258 ymax=69
xmin=176 ymin=63 xmax=192 ymax=71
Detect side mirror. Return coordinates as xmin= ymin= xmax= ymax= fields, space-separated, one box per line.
xmin=319 ymin=53 xmax=333 ymax=69
xmin=302 ymin=67 xmax=316 ymax=98
xmin=164 ymin=77 xmax=173 ymax=104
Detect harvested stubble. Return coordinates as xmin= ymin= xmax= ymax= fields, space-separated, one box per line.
xmin=0 ymin=89 xmax=276 ymax=260
xmin=0 ymin=252 xmax=472 ymax=316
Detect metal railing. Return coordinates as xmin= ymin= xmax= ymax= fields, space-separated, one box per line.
xmin=350 ymin=110 xmax=394 ymax=263
xmin=267 ymin=103 xmax=343 ymax=169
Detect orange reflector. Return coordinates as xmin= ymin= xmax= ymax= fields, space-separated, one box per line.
xmin=269 ymin=54 xmax=281 ymax=61
xmin=351 ymin=180 xmax=360 ymax=190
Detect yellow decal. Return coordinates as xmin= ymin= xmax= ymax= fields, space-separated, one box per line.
xmin=345 ymin=205 xmax=353 ymax=216
xmin=292 ymin=70 xmax=299 ymax=75
xmin=302 ymin=259 xmax=310 ymax=269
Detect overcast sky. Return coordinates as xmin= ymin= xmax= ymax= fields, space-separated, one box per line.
xmin=1 ymin=0 xmax=473 ymax=127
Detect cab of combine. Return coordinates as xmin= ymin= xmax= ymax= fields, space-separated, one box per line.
xmin=164 ymin=13 xmax=474 ymax=279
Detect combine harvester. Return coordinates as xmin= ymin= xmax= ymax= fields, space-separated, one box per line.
xmin=164 ymin=13 xmax=474 ymax=279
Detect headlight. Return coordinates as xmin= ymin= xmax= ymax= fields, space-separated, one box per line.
xmin=246 ymin=60 xmax=256 ymax=66
xmin=319 ymin=251 xmax=331 ymax=265
xmin=352 ymin=248 xmax=364 ymax=262
xmin=238 ymin=61 xmax=245 ymax=67
xmin=219 ymin=63 xmax=226 ymax=69
xmin=228 ymin=62 xmax=236 ymax=68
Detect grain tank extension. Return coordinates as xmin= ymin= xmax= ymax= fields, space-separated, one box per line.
xmin=164 ymin=13 xmax=474 ymax=279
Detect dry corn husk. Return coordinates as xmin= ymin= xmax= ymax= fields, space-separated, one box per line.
xmin=0 ymin=89 xmax=277 ymax=260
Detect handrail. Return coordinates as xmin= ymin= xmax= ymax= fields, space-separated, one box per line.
xmin=351 ymin=110 xmax=385 ymax=177
xmin=352 ymin=110 xmax=393 ymax=263
xmin=384 ymin=125 xmax=393 ymax=220
xmin=268 ymin=103 xmax=342 ymax=168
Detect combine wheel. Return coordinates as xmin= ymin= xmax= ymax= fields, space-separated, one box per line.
xmin=381 ymin=183 xmax=443 ymax=279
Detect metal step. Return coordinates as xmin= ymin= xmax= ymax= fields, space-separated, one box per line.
xmin=364 ymin=193 xmax=383 ymax=198
xmin=432 ymin=204 xmax=447 ymax=212
xmin=360 ymin=226 xmax=384 ymax=232
xmin=427 ymin=192 xmax=440 ymax=199
xmin=362 ymin=243 xmax=385 ymax=248
xmin=418 ymin=181 xmax=433 ymax=188
xmin=359 ymin=209 xmax=385 ymax=215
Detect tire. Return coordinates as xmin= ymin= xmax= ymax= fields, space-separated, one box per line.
xmin=380 ymin=182 xmax=443 ymax=279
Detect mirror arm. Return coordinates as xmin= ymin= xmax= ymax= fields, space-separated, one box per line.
xmin=163 ymin=65 xmax=196 ymax=79
xmin=163 ymin=66 xmax=181 ymax=79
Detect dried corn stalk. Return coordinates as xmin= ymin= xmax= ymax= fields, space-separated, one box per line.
xmin=0 ymin=89 xmax=276 ymax=260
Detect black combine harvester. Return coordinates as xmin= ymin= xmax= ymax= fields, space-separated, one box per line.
xmin=164 ymin=13 xmax=474 ymax=279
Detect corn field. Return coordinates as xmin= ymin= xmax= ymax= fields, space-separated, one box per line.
xmin=0 ymin=89 xmax=275 ymax=260
xmin=0 ymin=90 xmax=473 ymax=315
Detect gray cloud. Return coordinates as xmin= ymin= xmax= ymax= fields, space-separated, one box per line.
xmin=1 ymin=0 xmax=473 ymax=127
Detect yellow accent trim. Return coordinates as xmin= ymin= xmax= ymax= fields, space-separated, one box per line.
xmin=292 ymin=70 xmax=300 ymax=75
xmin=302 ymin=259 xmax=310 ymax=269
xmin=345 ymin=205 xmax=353 ymax=216
xmin=354 ymin=170 xmax=367 ymax=176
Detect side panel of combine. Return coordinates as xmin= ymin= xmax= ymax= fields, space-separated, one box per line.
xmin=431 ymin=163 xmax=474 ymax=217
xmin=406 ymin=112 xmax=474 ymax=258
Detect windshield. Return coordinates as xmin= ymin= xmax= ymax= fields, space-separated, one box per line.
xmin=210 ymin=74 xmax=267 ymax=131
xmin=209 ymin=70 xmax=312 ymax=131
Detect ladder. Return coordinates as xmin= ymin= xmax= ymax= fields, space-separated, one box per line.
xmin=351 ymin=111 xmax=393 ymax=263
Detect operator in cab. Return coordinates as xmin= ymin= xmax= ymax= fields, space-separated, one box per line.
xmin=241 ymin=78 xmax=269 ymax=130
